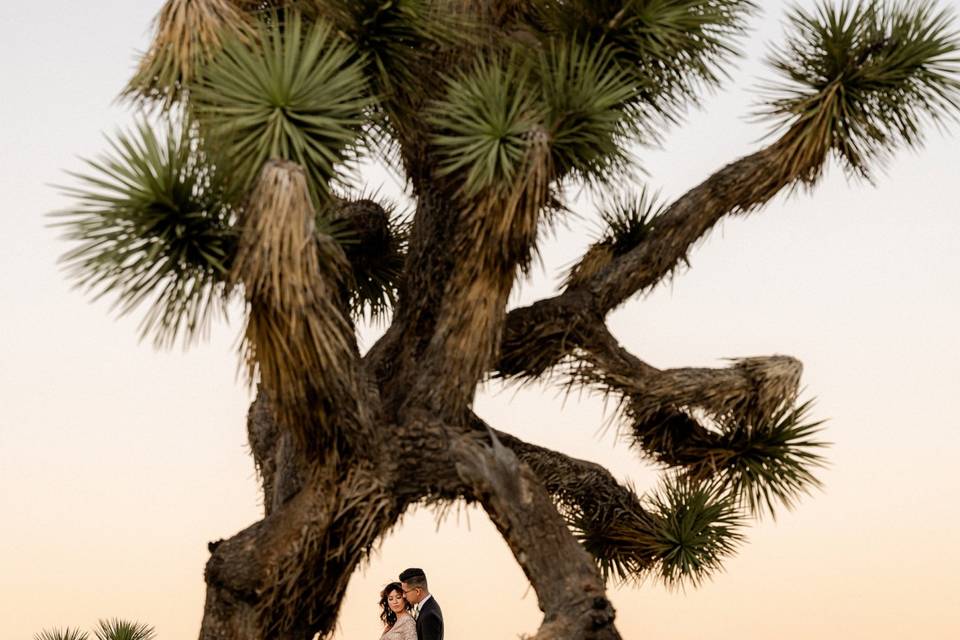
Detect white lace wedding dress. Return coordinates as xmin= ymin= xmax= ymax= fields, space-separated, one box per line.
xmin=379 ymin=613 xmax=417 ymax=640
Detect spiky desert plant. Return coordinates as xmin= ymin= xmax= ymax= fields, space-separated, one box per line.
xmin=190 ymin=11 xmax=371 ymax=204
xmin=565 ymin=189 xmax=663 ymax=288
xmin=332 ymin=194 xmax=408 ymax=320
xmin=538 ymin=39 xmax=637 ymax=183
xmin=428 ymin=53 xmax=545 ymax=198
xmin=644 ymin=475 xmax=744 ymax=586
xmin=34 ymin=629 xmax=88 ymax=640
xmin=34 ymin=619 xmax=154 ymax=640
xmin=54 ymin=119 xmax=237 ymax=347
xmin=760 ymin=0 xmax=960 ymax=186
xmin=93 ymin=619 xmax=155 ymax=640
xmin=535 ymin=0 xmax=757 ymax=139
xmin=53 ymin=2 xmax=960 ymax=639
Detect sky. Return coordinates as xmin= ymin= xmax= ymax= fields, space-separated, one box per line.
xmin=1 ymin=1 xmax=959 ymax=639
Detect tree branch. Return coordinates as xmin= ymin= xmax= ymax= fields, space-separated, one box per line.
xmin=493 ymin=425 xmax=749 ymax=587
xmin=491 ymin=430 xmax=667 ymax=583
xmin=451 ymin=430 xmax=620 ymax=639
xmin=584 ymin=145 xmax=793 ymax=313
xmin=553 ymin=326 xmax=825 ymax=516
xmin=565 ymin=323 xmax=805 ymax=462
xmin=246 ymin=390 xmax=310 ymax=516
xmin=201 ymin=465 xmax=402 ymax=640
xmin=497 ymin=134 xmax=823 ymax=381
xmin=573 ymin=326 xmax=803 ymax=423
xmin=231 ymin=160 xmax=374 ymax=457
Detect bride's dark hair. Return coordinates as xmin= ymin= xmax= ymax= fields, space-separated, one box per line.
xmin=379 ymin=581 xmax=412 ymax=627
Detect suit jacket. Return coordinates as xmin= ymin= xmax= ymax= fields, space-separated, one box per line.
xmin=416 ymin=596 xmax=443 ymax=640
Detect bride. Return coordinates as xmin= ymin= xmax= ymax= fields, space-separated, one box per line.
xmin=378 ymin=581 xmax=416 ymax=640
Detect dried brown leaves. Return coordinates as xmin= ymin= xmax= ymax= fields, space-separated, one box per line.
xmin=125 ymin=0 xmax=256 ymax=105
xmin=231 ymin=160 xmax=362 ymax=453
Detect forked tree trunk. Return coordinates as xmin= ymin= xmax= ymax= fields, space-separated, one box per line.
xmin=197 ymin=173 xmax=624 ymax=639
xmin=68 ymin=0 xmax=954 ymax=636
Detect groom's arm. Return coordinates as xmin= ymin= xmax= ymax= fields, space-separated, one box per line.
xmin=420 ymin=611 xmax=443 ymax=640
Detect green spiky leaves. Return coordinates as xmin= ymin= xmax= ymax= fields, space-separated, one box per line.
xmin=645 ymin=475 xmax=744 ymax=587
xmin=566 ymin=189 xmax=663 ymax=287
xmin=762 ymin=0 xmax=960 ymax=181
xmin=567 ymin=473 xmax=743 ymax=588
xmin=713 ymin=399 xmax=827 ymax=517
xmin=539 ymin=41 xmax=637 ymax=183
xmin=34 ymin=619 xmax=154 ymax=640
xmin=54 ymin=119 xmax=237 ymax=348
xmin=316 ymin=0 xmax=461 ymax=97
xmin=93 ymin=619 xmax=155 ymax=640
xmin=632 ymin=399 xmax=827 ymax=518
xmin=191 ymin=12 xmax=372 ymax=204
xmin=34 ymin=629 xmax=88 ymax=640
xmin=429 ymin=57 xmax=544 ymax=197
xmin=429 ymin=40 xmax=636 ymax=200
xmin=536 ymin=0 xmax=756 ymax=135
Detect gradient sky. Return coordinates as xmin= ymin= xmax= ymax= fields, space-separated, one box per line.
xmin=2 ymin=2 xmax=959 ymax=638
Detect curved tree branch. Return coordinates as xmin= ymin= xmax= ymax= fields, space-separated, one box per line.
xmin=583 ymin=145 xmax=788 ymax=314
xmin=491 ymin=430 xmax=667 ymax=582
xmin=497 ymin=132 xmax=828 ymax=382
xmin=571 ymin=326 xmax=803 ymax=424
xmin=200 ymin=464 xmax=402 ymax=640
xmin=451 ymin=430 xmax=620 ymax=640
xmin=231 ymin=160 xmax=374 ymax=457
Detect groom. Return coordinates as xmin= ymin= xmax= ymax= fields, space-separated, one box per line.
xmin=399 ymin=567 xmax=443 ymax=640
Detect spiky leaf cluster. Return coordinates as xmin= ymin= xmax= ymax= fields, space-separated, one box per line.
xmin=429 ymin=39 xmax=638 ymax=198
xmin=596 ymin=190 xmax=663 ymax=250
xmin=334 ymin=196 xmax=408 ymax=319
xmin=569 ymin=487 xmax=659 ymax=584
xmin=429 ymin=56 xmax=544 ymax=197
xmin=525 ymin=442 xmax=743 ymax=588
xmin=190 ymin=12 xmax=372 ymax=203
xmin=54 ymin=120 xmax=237 ymax=348
xmin=535 ymin=0 xmax=756 ymax=136
xmin=713 ymin=400 xmax=827 ymax=517
xmin=566 ymin=189 xmax=663 ymax=287
xmin=312 ymin=0 xmax=461 ymax=96
xmin=761 ymin=0 xmax=960 ymax=181
xmin=645 ymin=474 xmax=744 ymax=587
xmin=34 ymin=630 xmax=88 ymax=640
xmin=93 ymin=619 xmax=155 ymax=640
xmin=571 ymin=469 xmax=745 ymax=589
xmin=632 ymin=399 xmax=827 ymax=518
xmin=539 ymin=40 xmax=637 ymax=183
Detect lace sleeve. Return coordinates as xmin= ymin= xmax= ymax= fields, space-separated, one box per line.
xmin=400 ymin=617 xmax=418 ymax=640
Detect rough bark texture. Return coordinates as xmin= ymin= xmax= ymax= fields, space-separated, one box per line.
xmin=193 ymin=8 xmax=833 ymax=640
xmin=195 ymin=137 xmax=824 ymax=639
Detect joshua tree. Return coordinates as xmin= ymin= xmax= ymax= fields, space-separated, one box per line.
xmin=56 ymin=1 xmax=959 ymax=638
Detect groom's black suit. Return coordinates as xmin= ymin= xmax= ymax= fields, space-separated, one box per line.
xmin=416 ymin=596 xmax=443 ymax=640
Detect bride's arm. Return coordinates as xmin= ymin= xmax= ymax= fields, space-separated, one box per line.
xmin=400 ymin=618 xmax=417 ymax=640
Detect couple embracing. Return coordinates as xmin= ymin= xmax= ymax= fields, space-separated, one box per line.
xmin=378 ymin=568 xmax=443 ymax=640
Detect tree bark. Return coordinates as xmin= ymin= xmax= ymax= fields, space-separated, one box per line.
xmin=201 ymin=463 xmax=403 ymax=639
xmin=452 ymin=433 xmax=620 ymax=640
xmin=194 ymin=17 xmax=833 ymax=640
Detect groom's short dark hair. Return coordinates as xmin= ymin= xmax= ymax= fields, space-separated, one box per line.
xmin=399 ymin=568 xmax=428 ymax=589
